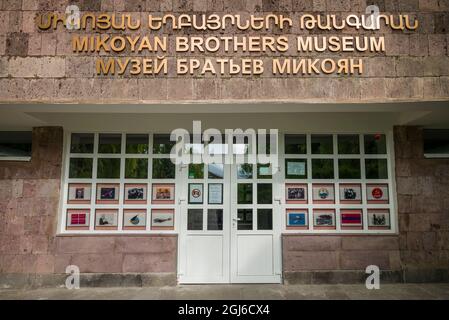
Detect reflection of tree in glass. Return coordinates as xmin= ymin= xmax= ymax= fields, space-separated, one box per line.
xmin=125 ymin=158 xmax=148 ymax=179
xmin=152 ymin=158 xmax=175 ymax=179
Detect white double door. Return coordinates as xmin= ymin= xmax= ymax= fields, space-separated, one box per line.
xmin=178 ymin=163 xmax=282 ymax=284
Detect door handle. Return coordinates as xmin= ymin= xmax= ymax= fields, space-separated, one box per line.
xmin=178 ymin=197 xmax=186 ymax=204
xmin=232 ymin=218 xmax=242 ymax=222
xmin=274 ymin=197 xmax=282 ymax=204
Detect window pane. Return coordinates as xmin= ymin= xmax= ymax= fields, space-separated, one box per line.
xmin=70 ymin=133 xmax=93 ymax=154
xmin=257 ymin=163 xmax=272 ymax=179
xmin=98 ymin=134 xmax=121 ymax=154
xmin=365 ymin=159 xmax=388 ymax=179
xmin=257 ymin=183 xmax=272 ymax=204
xmin=237 ymin=164 xmax=253 ymax=179
xmin=338 ymin=135 xmax=360 ymax=154
xmin=312 ymin=159 xmax=334 ymax=179
xmin=69 ymin=158 xmax=93 ymax=178
xmin=207 ymin=209 xmax=223 ymax=230
xmin=208 ymin=163 xmax=224 ymax=179
xmin=238 ymin=183 xmax=253 ymax=204
xmin=126 ymin=134 xmax=149 ymax=154
xmin=0 ymin=131 xmax=32 ymax=158
xmin=364 ymin=134 xmax=387 ymax=154
xmin=237 ymin=209 xmax=253 ymax=230
xmin=424 ymin=129 xmax=449 ymax=154
xmin=311 ymin=135 xmax=333 ymax=154
xmin=256 ymin=135 xmax=271 ymax=154
xmin=285 ymin=159 xmax=307 ymax=179
xmin=152 ymin=158 xmax=175 ymax=179
xmin=285 ymin=134 xmax=307 ymax=154
xmin=125 ymin=158 xmax=148 ymax=179
xmin=339 ymin=159 xmax=361 ymax=179
xmin=188 ymin=164 xmax=204 ymax=179
xmin=153 ymin=134 xmax=175 ymax=154
xmin=257 ymin=209 xmax=273 ymax=230
xmin=188 ymin=209 xmax=203 ymax=230
xmin=97 ymin=158 xmax=121 ymax=179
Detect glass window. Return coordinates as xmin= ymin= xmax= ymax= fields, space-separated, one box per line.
xmin=285 ymin=159 xmax=307 ymax=179
xmin=188 ymin=164 xmax=204 ymax=179
xmin=364 ymin=134 xmax=387 ymax=154
xmin=424 ymin=129 xmax=449 ymax=156
xmin=257 ymin=209 xmax=273 ymax=230
xmin=70 ymin=133 xmax=93 ymax=154
xmin=257 ymin=163 xmax=272 ymax=179
xmin=126 ymin=134 xmax=149 ymax=154
xmin=237 ymin=164 xmax=253 ymax=179
xmin=238 ymin=183 xmax=253 ymax=204
xmin=98 ymin=134 xmax=121 ymax=154
xmin=0 ymin=131 xmax=32 ymax=158
xmin=311 ymin=135 xmax=333 ymax=154
xmin=125 ymin=158 xmax=148 ymax=179
xmin=339 ymin=159 xmax=361 ymax=179
xmin=208 ymin=163 xmax=224 ymax=179
xmin=152 ymin=158 xmax=175 ymax=179
xmin=207 ymin=209 xmax=223 ymax=230
xmin=338 ymin=135 xmax=360 ymax=154
xmin=256 ymin=135 xmax=272 ymax=154
xmin=237 ymin=209 xmax=253 ymax=230
xmin=97 ymin=158 xmax=121 ymax=179
xmin=365 ymin=159 xmax=388 ymax=179
xmin=312 ymin=159 xmax=334 ymax=179
xmin=285 ymin=134 xmax=307 ymax=154
xmin=153 ymin=134 xmax=175 ymax=154
xmin=69 ymin=158 xmax=93 ymax=178
xmin=188 ymin=209 xmax=203 ymax=230
xmin=257 ymin=183 xmax=272 ymax=204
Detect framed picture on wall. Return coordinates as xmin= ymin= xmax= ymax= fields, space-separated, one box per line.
xmin=368 ymin=209 xmax=391 ymax=229
xmin=124 ymin=184 xmax=147 ymax=204
xmin=313 ymin=209 xmax=336 ymax=230
xmin=367 ymin=184 xmax=389 ymax=204
xmin=286 ymin=209 xmax=308 ymax=230
xmin=123 ymin=209 xmax=147 ymax=230
xmin=208 ymin=183 xmax=223 ymax=204
xmin=95 ymin=209 xmax=118 ymax=230
xmin=341 ymin=209 xmax=363 ymax=229
xmin=339 ymin=184 xmax=362 ymax=204
xmin=188 ymin=183 xmax=203 ymax=204
xmin=152 ymin=184 xmax=175 ymax=204
xmin=96 ymin=184 xmax=120 ymax=204
xmin=151 ymin=209 xmax=175 ymax=230
xmin=285 ymin=184 xmax=308 ymax=204
xmin=312 ymin=184 xmax=335 ymax=204
xmin=68 ymin=184 xmax=92 ymax=204
xmin=66 ymin=209 xmax=90 ymax=230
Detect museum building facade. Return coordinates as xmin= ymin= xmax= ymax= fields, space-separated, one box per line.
xmin=0 ymin=0 xmax=449 ymax=286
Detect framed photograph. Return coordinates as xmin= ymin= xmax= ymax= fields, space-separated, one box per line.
xmin=286 ymin=160 xmax=306 ymax=176
xmin=66 ymin=209 xmax=90 ymax=230
xmin=313 ymin=209 xmax=336 ymax=229
xmin=286 ymin=209 xmax=308 ymax=230
xmin=208 ymin=183 xmax=223 ymax=205
xmin=96 ymin=184 xmax=120 ymax=204
xmin=188 ymin=183 xmax=203 ymax=204
xmin=285 ymin=184 xmax=308 ymax=204
xmin=341 ymin=209 xmax=363 ymax=229
xmin=367 ymin=184 xmax=389 ymax=204
xmin=312 ymin=184 xmax=335 ymax=204
xmin=68 ymin=184 xmax=92 ymax=204
xmin=95 ymin=209 xmax=118 ymax=230
xmin=123 ymin=209 xmax=147 ymax=230
xmin=151 ymin=209 xmax=175 ymax=230
xmin=339 ymin=184 xmax=362 ymax=204
xmin=368 ymin=209 xmax=391 ymax=229
xmin=152 ymin=184 xmax=175 ymax=204
xmin=124 ymin=184 xmax=147 ymax=204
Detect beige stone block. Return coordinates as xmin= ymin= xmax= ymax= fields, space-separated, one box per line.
xmin=364 ymin=57 xmax=395 ymax=77
xmin=7 ymin=10 xmax=22 ymax=33
xmin=220 ymin=78 xmax=249 ymax=100
xmin=283 ymin=251 xmax=339 ymax=271
xmin=139 ymin=78 xmax=167 ymax=100
xmin=0 ymin=78 xmax=29 ymax=100
xmin=423 ymin=56 xmax=449 ymax=76
xmin=0 ymin=35 xmax=5 ymax=55
xmin=193 ymin=78 xmax=218 ymax=100
xmin=385 ymin=34 xmax=410 ymax=56
xmin=326 ymin=0 xmax=351 ymax=11
xmin=22 ymin=11 xmax=37 ymax=33
xmin=360 ymin=78 xmax=386 ymax=100
xmin=246 ymin=0 xmax=262 ymax=12
xmin=2 ymin=0 xmax=22 ymax=10
xmin=40 ymin=33 xmax=57 ymax=56
xmin=56 ymin=32 xmax=73 ymax=56
xmin=56 ymin=237 xmax=116 ymax=254
xmin=284 ymin=235 xmax=341 ymax=251
xmin=0 ymin=12 xmax=10 ymax=35
xmin=71 ymin=253 xmax=123 ymax=273
xmin=419 ymin=0 xmax=440 ymax=11
xmin=160 ymin=0 xmax=173 ymax=11
xmin=395 ymin=57 xmax=424 ymax=77
xmin=313 ymin=0 xmax=326 ymax=10
xmin=146 ymin=0 xmax=160 ymax=11
xmin=8 ymin=57 xmax=40 ymax=77
xmin=35 ymin=254 xmax=55 ymax=274
xmin=55 ymin=78 xmax=101 ymax=100
xmin=0 ymin=57 xmax=7 ymax=77
xmin=115 ymin=236 xmax=177 ymax=254
xmin=27 ymin=33 xmax=41 ymax=56
xmin=22 ymin=0 xmax=38 ymax=10
xmin=331 ymin=78 xmax=361 ymax=100
xmin=167 ymin=78 xmax=194 ymax=100
xmin=101 ymin=0 xmax=114 ymax=11
xmin=208 ymin=0 xmax=224 ymax=11
xmin=342 ymin=236 xmax=400 ymax=251
xmin=340 ymin=251 xmax=391 ymax=270
xmin=428 ymin=34 xmax=447 ymax=56
xmin=409 ymin=34 xmax=429 ymax=57
xmin=39 ymin=57 xmax=65 ymax=78
xmin=26 ymin=79 xmax=55 ymax=100
xmin=123 ymin=253 xmax=176 ymax=273
xmin=100 ymin=78 xmax=139 ymax=101
xmin=65 ymin=56 xmax=94 ymax=78
xmin=114 ymin=0 xmax=126 ymax=11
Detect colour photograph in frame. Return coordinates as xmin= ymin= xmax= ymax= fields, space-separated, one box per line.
xmin=96 ymin=183 xmax=120 ymax=204
xmin=95 ymin=209 xmax=118 ymax=230
xmin=152 ymin=183 xmax=175 ymax=204
xmin=286 ymin=209 xmax=308 ymax=230
xmin=68 ymin=183 xmax=92 ymax=204
xmin=123 ymin=209 xmax=147 ymax=230
xmin=312 ymin=184 xmax=335 ymax=204
xmin=341 ymin=209 xmax=363 ymax=230
xmin=66 ymin=209 xmax=90 ymax=230
xmin=313 ymin=209 xmax=336 ymax=230
xmin=124 ymin=184 xmax=147 ymax=204
xmin=285 ymin=184 xmax=308 ymax=204
xmin=188 ymin=183 xmax=204 ymax=204
xmin=339 ymin=183 xmax=362 ymax=204
xmin=151 ymin=209 xmax=175 ymax=230
xmin=367 ymin=184 xmax=389 ymax=204
xmin=368 ymin=209 xmax=391 ymax=230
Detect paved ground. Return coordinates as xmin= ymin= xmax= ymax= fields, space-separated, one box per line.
xmin=1 ymin=284 xmax=449 ymax=300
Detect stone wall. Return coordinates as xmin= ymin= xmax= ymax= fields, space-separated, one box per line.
xmin=0 ymin=0 xmax=448 ymax=103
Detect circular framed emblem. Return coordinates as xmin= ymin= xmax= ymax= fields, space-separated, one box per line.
xmin=191 ymin=189 xmax=201 ymax=198
xmin=372 ymin=187 xmax=383 ymax=199
xmin=318 ymin=188 xmax=329 ymax=199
